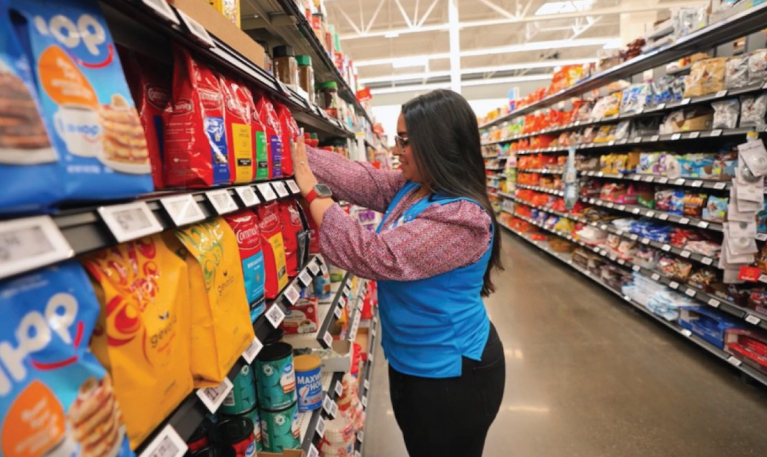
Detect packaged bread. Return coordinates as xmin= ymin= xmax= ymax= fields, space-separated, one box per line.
xmin=684 ymin=58 xmax=726 ymax=97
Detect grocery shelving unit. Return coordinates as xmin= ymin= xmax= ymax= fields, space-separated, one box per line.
xmin=356 ymin=312 xmax=379 ymax=457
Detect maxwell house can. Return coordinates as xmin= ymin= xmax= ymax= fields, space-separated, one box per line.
xmin=294 ymin=355 xmax=323 ymax=412
xmin=255 ymin=342 xmax=297 ymax=410
xmin=260 ymin=401 xmax=301 ymax=453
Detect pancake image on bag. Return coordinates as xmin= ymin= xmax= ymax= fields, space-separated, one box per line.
xmin=11 ymin=0 xmax=153 ymax=201
xmin=81 ymin=234 xmax=194 ymax=448
xmin=0 ymin=260 xmax=132 ymax=457
xmin=256 ymin=202 xmax=289 ymax=298
xmin=166 ymin=217 xmax=255 ymax=386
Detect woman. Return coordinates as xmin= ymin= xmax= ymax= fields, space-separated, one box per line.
xmin=293 ymin=90 xmax=505 ymax=456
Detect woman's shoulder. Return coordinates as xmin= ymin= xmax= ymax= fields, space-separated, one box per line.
xmin=421 ymin=198 xmax=492 ymax=231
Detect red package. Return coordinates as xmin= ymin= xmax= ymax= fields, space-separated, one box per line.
xmin=279 ymin=200 xmax=304 ymax=276
xmin=254 ymin=93 xmax=283 ymax=179
xmin=119 ymin=46 xmax=171 ymax=189
xmin=256 ymin=202 xmax=289 ymax=298
xmin=223 ymin=210 xmax=266 ymax=308
xmin=241 ymin=87 xmax=269 ymax=181
xmin=274 ymin=102 xmax=298 ymax=177
xmin=164 ymin=45 xmax=231 ymax=188
xmin=220 ymin=75 xmax=255 ymax=184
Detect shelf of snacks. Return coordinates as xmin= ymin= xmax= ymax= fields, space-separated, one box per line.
xmin=479 ymin=2 xmax=767 ymax=129
xmin=354 ymin=312 xmax=378 ymax=455
xmin=497 ymin=218 xmax=767 ymax=388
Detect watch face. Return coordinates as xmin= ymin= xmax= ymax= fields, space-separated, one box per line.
xmin=315 ymin=184 xmax=332 ymax=197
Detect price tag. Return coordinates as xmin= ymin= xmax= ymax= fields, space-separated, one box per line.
xmin=307 ymin=445 xmax=319 ymax=457
xmin=140 ymin=0 xmax=180 ymax=24
xmin=330 ymin=399 xmax=339 ymax=417
xmin=680 ymin=250 xmax=691 ymax=258
xmin=711 ymin=129 xmax=722 ymax=137
xmin=273 ymin=181 xmax=290 ymax=198
xmin=358 ymin=431 xmax=364 ymax=443
xmin=727 ymin=355 xmax=742 ymax=367
xmin=287 ymin=179 xmax=301 ymax=194
xmin=691 ymin=180 xmax=703 ymax=188
xmin=362 ymin=395 xmax=368 ymax=408
xmin=702 ymin=257 xmax=713 ymax=265
xmin=681 ymin=98 xmax=691 ymax=105
xmin=641 ymin=238 xmax=650 ymax=245
xmin=160 ymin=194 xmax=206 ymax=226
xmin=697 ymin=221 xmax=709 ymax=229
xmin=335 ymin=380 xmax=343 ymax=397
xmin=679 ymin=217 xmax=690 ymax=225
xmin=659 ymin=177 xmax=669 ymax=184
xmin=284 ymin=285 xmax=300 ymax=305
xmin=632 ymin=137 xmax=642 ymax=143
xmin=632 ymin=208 xmax=641 ymax=214
xmin=597 ymin=172 xmax=604 ymax=177
xmin=177 ymin=10 xmax=216 ymax=48
xmin=334 ymin=306 xmax=343 ymax=319
xmin=316 ymin=417 xmax=326 ymax=439
xmin=600 ymin=224 xmax=608 ymax=230
xmin=681 ymin=329 xmax=693 ymax=337
xmin=644 ymin=176 xmax=654 ymax=183
xmin=746 ymin=314 xmax=762 ymax=325
xmin=669 ymin=281 xmax=680 ymax=289
xmin=0 ymin=215 xmax=73 ymax=280
xmin=716 ymin=90 xmax=728 ymax=98
xmin=708 ymin=298 xmax=720 ymax=308
xmin=323 ymin=331 xmax=333 ymax=347
xmin=618 ymin=139 xmax=628 ymax=145
xmin=298 ymin=270 xmax=312 ymax=287
xmin=139 ymin=425 xmax=187 ymax=457
xmin=618 ymin=205 xmax=626 ymax=211
xmin=632 ymin=265 xmax=641 ymax=272
xmin=256 ymin=183 xmax=278 ymax=201
xmin=196 ymin=377 xmax=233 ymax=413
xmin=671 ymin=133 xmax=682 ymax=140
xmin=608 ymin=140 xmax=615 ymax=146
xmin=355 ymin=452 xmax=362 ymax=457
xmin=646 ymin=211 xmax=656 ymax=218
xmin=685 ymin=288 xmax=697 ymax=297
xmin=714 ymin=182 xmax=727 ymax=190
xmin=606 ymin=203 xmax=614 ymax=209
xmin=344 ymin=284 xmax=352 ymax=297
xmin=689 ymin=131 xmax=701 ymax=139
xmin=235 ymin=186 xmax=260 ymax=207
xmin=659 ymin=213 xmax=669 ymax=220
xmin=266 ymin=305 xmax=286 ymax=327
xmin=364 ymin=379 xmax=370 ymax=390
xmin=323 ymin=395 xmax=334 ymax=415
xmin=650 ymin=135 xmax=660 ymax=142
xmin=206 ymin=189 xmax=239 ymax=215
xmin=630 ymin=234 xmax=638 ymax=240
xmin=651 ymin=273 xmax=661 ymax=281
xmin=98 ymin=201 xmax=163 ymax=243
xmin=662 ymin=244 xmax=671 ymax=251
xmin=618 ymin=259 xmax=625 ymax=265
xmin=242 ymin=336 xmax=263 ymax=363
xmin=657 ymin=103 xmax=666 ymax=110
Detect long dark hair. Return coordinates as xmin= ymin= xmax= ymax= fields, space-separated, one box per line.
xmin=402 ymin=89 xmax=502 ymax=296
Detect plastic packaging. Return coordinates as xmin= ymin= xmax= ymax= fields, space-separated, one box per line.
xmin=739 ymin=93 xmax=767 ymax=129
xmin=297 ymin=55 xmax=315 ymax=104
xmin=712 ymin=99 xmax=740 ymax=129
xmin=725 ymin=54 xmax=749 ymax=89
xmin=273 ymin=45 xmax=298 ymax=86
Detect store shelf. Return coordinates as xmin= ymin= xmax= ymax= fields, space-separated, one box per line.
xmin=499 ymin=221 xmax=767 ymax=388
xmin=579 ymin=171 xmax=731 ymax=192
xmin=479 ymin=2 xmax=767 ymax=129
xmin=300 ymin=371 xmax=346 ymax=455
xmin=516 ymin=184 xmax=564 ymax=197
xmin=517 ymin=168 xmax=563 ymax=175
xmin=581 ymin=195 xmax=723 ymax=232
xmin=355 ymin=314 xmax=378 ymax=455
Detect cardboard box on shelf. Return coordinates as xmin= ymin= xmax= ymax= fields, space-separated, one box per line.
xmin=259 ymin=450 xmax=306 ymax=457
xmin=170 ymin=0 xmax=265 ymax=70
xmin=321 ymin=340 xmax=353 ymax=373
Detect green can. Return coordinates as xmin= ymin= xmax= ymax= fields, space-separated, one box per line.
xmin=260 ymin=402 xmax=300 ymax=453
xmin=223 ymin=407 xmax=263 ymax=453
xmin=221 ymin=364 xmax=258 ymax=415
xmin=255 ymin=342 xmax=297 ymax=410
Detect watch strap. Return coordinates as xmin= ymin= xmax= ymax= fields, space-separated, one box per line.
xmin=305 ymin=188 xmax=319 ymax=206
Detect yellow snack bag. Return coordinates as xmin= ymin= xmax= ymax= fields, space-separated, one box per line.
xmin=167 ymin=217 xmax=255 ymax=387
xmin=82 ymin=234 xmax=194 ymax=449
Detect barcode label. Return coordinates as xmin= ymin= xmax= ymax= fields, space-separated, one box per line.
xmin=335 ymin=380 xmax=344 ymax=397
xmin=334 ymin=306 xmax=343 ymax=319
xmin=641 ymin=238 xmax=650 ymax=245
xmin=177 ymin=10 xmax=216 ymax=48
xmin=689 ymin=131 xmax=701 ymax=139
xmin=309 ymin=260 xmax=321 ymax=275
xmin=691 ymin=180 xmax=703 ymax=188
xmin=355 ymin=451 xmax=362 ymax=457
xmin=675 ymin=178 xmax=686 ymax=185
xmin=669 ymin=281 xmax=680 ymax=289
xmin=727 ymin=355 xmax=742 ymax=367
xmin=714 ymin=182 xmax=727 ymax=190
xmin=685 ymin=288 xmax=697 ymax=297
xmin=235 ymin=186 xmax=260 ymax=207
xmin=197 ymin=377 xmax=233 ymax=413
xmin=320 ymin=261 xmax=329 ymax=275
xmin=0 ymin=216 xmax=73 ymax=280
xmin=651 ymin=273 xmax=660 ymax=281
xmin=284 ymin=285 xmax=300 ymax=305
xmin=139 ymin=425 xmax=187 ymax=457
xmin=746 ymin=314 xmax=762 ymax=325
xmin=362 ymin=396 xmax=368 ymax=408
xmin=681 ymin=98 xmax=691 ymax=105
xmin=160 ymin=194 xmax=205 ymax=226
xmin=141 ymin=0 xmax=180 ymax=24
xmin=344 ymin=284 xmax=352 ymax=297
xmin=659 ymin=177 xmax=669 ymax=184
xmin=242 ymin=336 xmax=263 ymax=364
xmin=98 ymin=201 xmax=162 ymax=243
xmin=287 ymin=180 xmax=301 ymax=194
xmin=266 ymin=305 xmax=286 ymax=327
xmin=257 ymin=183 xmax=278 ymax=201
xmin=711 ymin=129 xmax=722 ymax=137
xmin=338 ymin=297 xmax=347 ymax=310
xmin=702 ymin=257 xmax=713 ymax=265
xmin=662 ymin=244 xmax=671 ymax=251
xmin=680 ymin=250 xmax=691 ymax=258
xmin=679 ymin=218 xmax=690 ymax=225
xmin=698 ymin=221 xmax=709 ymax=229
xmin=273 ymin=181 xmax=290 ymax=198
xmin=632 ymin=208 xmax=641 ymax=214
xmin=308 ymin=445 xmax=319 ymax=457
xmin=364 ymin=379 xmax=370 ymax=390
xmin=646 ymin=211 xmax=656 ymax=218
xmin=671 ymin=133 xmax=681 ymax=140
xmin=206 ymin=190 xmax=239 ymax=215
xmin=298 ymin=270 xmax=312 ymax=287
xmin=358 ymin=431 xmax=364 ymax=443
xmin=323 ymin=332 xmax=333 ymax=347
xmin=716 ymin=90 xmax=728 ymax=98
xmin=316 ymin=417 xmax=326 ymax=438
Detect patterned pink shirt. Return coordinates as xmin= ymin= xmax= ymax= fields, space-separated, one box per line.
xmin=307 ymin=147 xmax=492 ymax=281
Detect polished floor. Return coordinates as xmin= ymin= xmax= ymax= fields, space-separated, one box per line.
xmin=361 ymin=231 xmax=767 ymax=456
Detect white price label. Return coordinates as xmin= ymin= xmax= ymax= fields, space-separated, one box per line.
xmin=323 ymin=331 xmax=333 ymax=347
xmin=273 ymin=181 xmax=290 ymax=198
xmin=358 ymin=431 xmax=364 ymax=443
xmin=355 ymin=451 xmax=362 ymax=457
xmin=160 ymin=194 xmax=205 ymax=226
xmin=266 ymin=305 xmax=286 ymax=327
xmin=727 ymin=356 xmax=742 ymax=367
xmin=606 ymin=203 xmax=614 ymax=209
xmin=691 ymin=180 xmax=703 ymax=188
xmin=708 ymin=298 xmax=720 ymax=308
xmin=335 ymin=380 xmax=343 ymax=397
xmin=671 ymin=133 xmax=682 ymax=140
xmin=362 ymin=396 xmax=368 ymax=408
xmin=139 ymin=425 xmax=187 ymax=457
xmin=675 ymin=178 xmax=686 ymax=185
xmin=344 ymin=284 xmax=352 ymax=297
xmin=309 ymin=259 xmax=321 ymax=275
xmin=320 ymin=261 xmax=329 ymax=276
xmin=716 ymin=90 xmax=728 ymax=98
xmin=0 ymin=215 xmax=73 ymax=280
xmin=197 ymin=377 xmax=233 ymax=413
xmin=235 ymin=186 xmax=260 ymax=207
xmin=323 ymin=395 xmax=334 ymax=414
xmin=689 ymin=131 xmax=701 ymax=139
xmin=681 ymin=329 xmax=693 ymax=337
xmin=659 ymin=214 xmax=669 ymax=220
xmin=680 ymin=250 xmax=691 ymax=258
xmin=641 ymin=238 xmax=650 ymax=245
xmin=679 ymin=217 xmax=690 ymax=225
xmin=669 ymin=281 xmax=680 ymax=289
xmin=746 ymin=314 xmax=762 ymax=325
xmin=618 ymin=205 xmax=626 ymax=211
xmin=206 ymin=189 xmax=238 ymax=215
xmin=608 ymin=141 xmax=615 ymax=146
xmin=685 ymin=288 xmax=697 ymax=297
xmin=177 ymin=10 xmax=215 ymax=48
xmin=630 ymin=234 xmax=638 ymax=240
xmin=257 ymin=183 xmax=278 ymax=201
xmin=681 ymin=98 xmax=691 ymax=105
xmin=646 ymin=211 xmax=656 ymax=218
xmin=298 ymin=270 xmax=312 ymax=287
xmin=632 ymin=265 xmax=641 ymax=272
xmin=364 ymin=379 xmax=370 ymax=390
xmin=697 ymin=221 xmax=709 ymax=229
xmin=287 ymin=179 xmax=301 ymax=194
xmin=141 ymin=0 xmax=180 ymax=24
xmin=334 ymin=306 xmax=343 ymax=319
xmin=308 ymin=445 xmax=319 ymax=457
xmin=597 ymin=172 xmax=604 ymax=177
xmin=316 ymin=417 xmax=326 ymax=439
xmin=651 ymin=273 xmax=661 ymax=281
xmin=662 ymin=244 xmax=671 ymax=251
xmin=632 ymin=137 xmax=642 ymax=143
xmin=657 ymin=103 xmax=666 ymax=110
xmin=711 ymin=129 xmax=722 ymax=137
xmin=330 ymin=400 xmax=339 ymax=417
xmin=644 ymin=176 xmax=654 ymax=183
xmin=339 ymin=296 xmax=347 ymax=309
xmin=600 ymin=224 xmax=608 ymax=230
xmin=284 ymin=285 xmax=300 ymax=305
xmin=702 ymin=257 xmax=713 ymax=265
xmin=651 ymin=135 xmax=660 ymax=142
xmin=242 ymin=337 xmax=263 ymax=364
xmin=714 ymin=182 xmax=727 ymax=190
xmin=98 ymin=201 xmax=162 ymax=243
xmin=659 ymin=177 xmax=669 ymax=184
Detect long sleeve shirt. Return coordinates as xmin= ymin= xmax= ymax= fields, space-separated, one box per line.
xmin=307 ymin=147 xmax=492 ymax=281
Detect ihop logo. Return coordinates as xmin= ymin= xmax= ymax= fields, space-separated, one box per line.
xmin=54 ymin=105 xmax=103 ymax=157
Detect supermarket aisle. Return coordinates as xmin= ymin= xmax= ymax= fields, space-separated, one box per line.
xmin=362 ymin=231 xmax=767 ymax=457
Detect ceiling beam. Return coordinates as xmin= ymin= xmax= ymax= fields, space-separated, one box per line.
xmin=478 ymin=0 xmax=517 ymax=19
xmin=338 ymin=1 xmax=706 ymax=40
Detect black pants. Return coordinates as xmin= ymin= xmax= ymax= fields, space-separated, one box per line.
xmin=388 ymin=323 xmax=505 ymax=457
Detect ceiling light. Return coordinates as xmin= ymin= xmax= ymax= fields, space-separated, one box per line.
xmin=534 ymin=0 xmax=594 ymax=16
xmin=384 ymin=31 xmax=400 ymax=38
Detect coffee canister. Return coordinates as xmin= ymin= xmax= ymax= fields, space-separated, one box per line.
xmin=223 ymin=407 xmax=263 ymax=453
xmin=255 ymin=342 xmax=297 ymax=410
xmin=294 ymin=355 xmax=323 ymax=412
xmin=221 ymin=364 xmax=258 ymax=415
xmin=260 ymin=402 xmax=301 ymax=453
xmin=212 ymin=418 xmax=256 ymax=457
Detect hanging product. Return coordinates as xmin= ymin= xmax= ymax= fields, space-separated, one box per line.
xmin=242 ymin=87 xmax=270 ymax=180
xmin=255 ymin=93 xmax=284 ymax=178
xmin=274 ymin=102 xmax=298 ymax=177
xmin=224 ymin=210 xmax=267 ymax=320
xmin=220 ymin=75 xmax=255 ymax=183
xmin=257 ymin=202 xmax=289 ymax=298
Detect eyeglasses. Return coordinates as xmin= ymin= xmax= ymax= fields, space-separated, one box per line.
xmin=395 ymin=135 xmax=410 ymax=149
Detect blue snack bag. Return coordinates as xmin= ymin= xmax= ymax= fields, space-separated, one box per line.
xmin=0 ymin=0 xmax=60 ymax=214
xmin=10 ymin=0 xmax=154 ymax=202
xmin=0 ymin=260 xmax=133 ymax=457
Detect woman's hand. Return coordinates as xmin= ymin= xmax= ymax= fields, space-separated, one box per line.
xmin=292 ymin=131 xmax=318 ymax=197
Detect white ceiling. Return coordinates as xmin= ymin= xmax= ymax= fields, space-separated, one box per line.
xmin=323 ymin=0 xmax=704 ymax=91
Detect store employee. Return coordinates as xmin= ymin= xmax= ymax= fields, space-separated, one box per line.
xmin=293 ymin=89 xmax=505 ymax=457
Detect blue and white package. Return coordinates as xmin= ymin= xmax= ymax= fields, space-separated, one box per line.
xmin=0 ymin=0 xmax=60 ymax=214
xmin=11 ymin=0 xmax=153 ymax=201
xmin=0 ymin=260 xmax=133 ymax=457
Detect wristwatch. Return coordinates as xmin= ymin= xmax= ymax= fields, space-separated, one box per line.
xmin=306 ymin=184 xmax=333 ymax=205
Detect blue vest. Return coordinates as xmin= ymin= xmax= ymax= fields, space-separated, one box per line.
xmin=376 ymin=182 xmax=492 ymax=378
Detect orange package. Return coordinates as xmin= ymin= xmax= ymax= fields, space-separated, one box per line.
xmin=82 ymin=234 xmax=195 ymax=448
xmin=166 ymin=218 xmax=255 ymax=386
